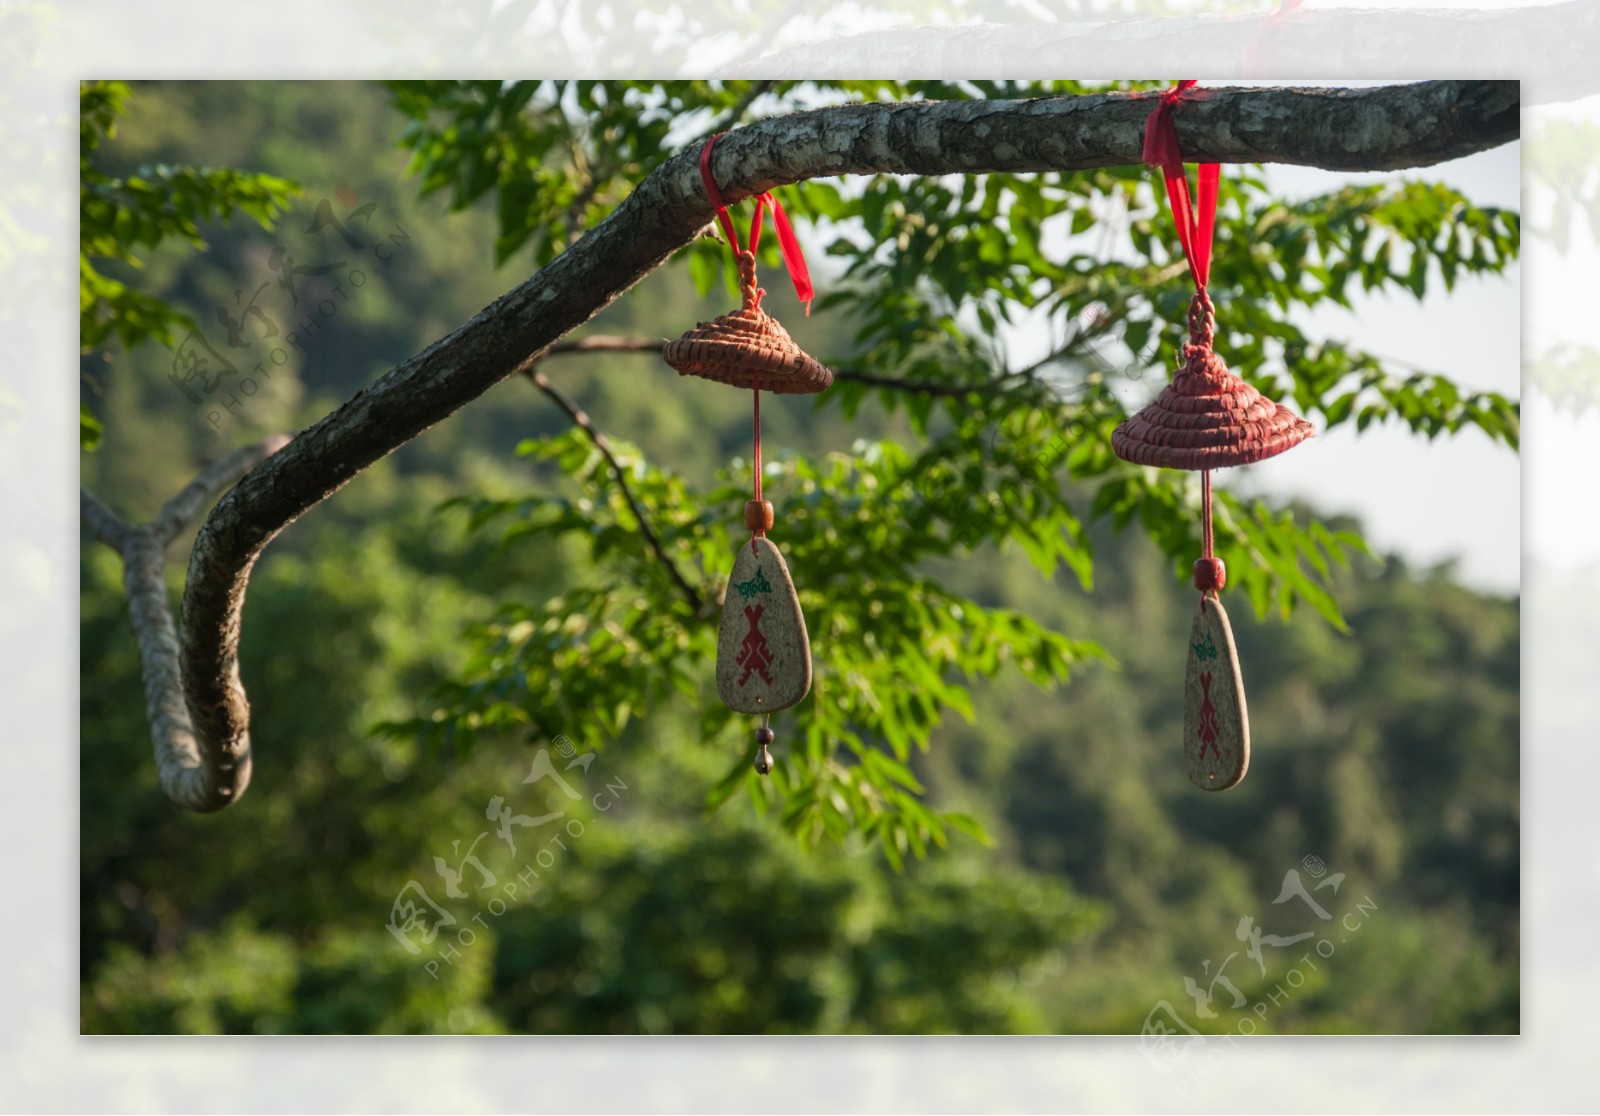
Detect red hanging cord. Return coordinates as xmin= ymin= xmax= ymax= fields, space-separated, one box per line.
xmin=1148 ymin=82 xmax=1226 ymax=603
xmin=1143 ymin=81 xmax=1219 ymax=292
xmin=752 ymin=365 xmax=763 ymax=547
xmin=698 ymin=136 xmax=741 ymax=253
xmin=750 ymin=193 xmax=814 ymax=314
xmin=699 ymin=134 xmax=792 ymax=546
xmin=698 ymin=133 xmax=815 ymax=314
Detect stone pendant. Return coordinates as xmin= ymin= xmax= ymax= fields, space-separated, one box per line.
xmin=716 ymin=537 xmax=812 ymax=715
xmin=1184 ymin=597 xmax=1250 ymax=791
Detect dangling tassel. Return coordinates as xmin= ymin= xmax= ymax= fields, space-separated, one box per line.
xmin=1184 ymin=470 xmax=1249 ymax=791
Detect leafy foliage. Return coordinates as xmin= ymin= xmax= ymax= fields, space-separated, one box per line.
xmin=380 ymin=80 xmax=1515 ymax=862
xmin=490 ymin=825 xmax=1100 ymax=1034
xmin=79 ymin=81 xmax=1519 ymax=1035
xmin=388 ymin=79 xmax=738 ymax=267
xmin=388 ymin=428 xmax=1106 ymax=864
xmin=78 ymin=80 xmax=298 ymax=447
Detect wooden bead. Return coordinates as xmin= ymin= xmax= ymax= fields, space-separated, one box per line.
xmin=1193 ymin=557 xmax=1226 ymax=592
xmin=744 ymin=500 xmax=775 ymax=532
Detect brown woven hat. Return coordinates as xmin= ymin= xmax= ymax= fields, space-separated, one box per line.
xmin=1112 ymin=293 xmax=1313 ymax=470
xmin=664 ymin=251 xmax=832 ymax=395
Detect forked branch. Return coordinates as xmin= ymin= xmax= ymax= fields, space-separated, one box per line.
xmin=82 ymin=436 xmax=290 ymax=811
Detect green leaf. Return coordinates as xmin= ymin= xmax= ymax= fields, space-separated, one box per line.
xmin=80 ymin=403 xmax=103 ymax=451
xmin=944 ymin=811 xmax=996 ymax=847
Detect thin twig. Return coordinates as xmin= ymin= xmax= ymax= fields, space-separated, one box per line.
xmin=81 ymin=434 xmax=292 ymax=812
xmin=524 ymin=368 xmax=706 ymax=614
xmin=152 ymin=435 xmax=293 ymax=546
xmin=81 ymin=488 xmax=131 ymax=552
xmin=541 ymin=334 xmax=1020 ymax=399
xmin=564 ymin=178 xmax=603 ymax=243
xmin=545 ymin=336 xmax=666 ymax=358
xmin=1010 ymin=307 xmax=1128 ymax=384
xmin=829 ymin=368 xmax=1005 ymax=399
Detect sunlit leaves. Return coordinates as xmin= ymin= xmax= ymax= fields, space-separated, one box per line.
xmin=78 ymin=80 xmax=300 ymax=445
xmin=1198 ymin=179 xmax=1520 ymax=448
xmin=1214 ymin=495 xmax=1372 ymax=631
xmin=386 ymin=79 xmax=782 ymax=268
xmin=80 ymin=402 xmax=104 ymax=451
xmin=381 ymin=79 xmax=1521 ymax=863
xmin=393 ymin=425 xmax=1106 ymax=865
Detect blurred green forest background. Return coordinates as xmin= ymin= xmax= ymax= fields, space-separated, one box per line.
xmin=79 ymin=81 xmax=1519 ymax=1035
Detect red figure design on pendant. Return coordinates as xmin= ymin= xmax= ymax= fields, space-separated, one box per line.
xmin=737 ymin=604 xmax=775 ymax=686
xmin=1197 ymin=670 xmax=1222 ymax=759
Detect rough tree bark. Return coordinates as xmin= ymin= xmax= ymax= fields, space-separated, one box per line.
xmin=88 ymin=80 xmax=1517 ymax=811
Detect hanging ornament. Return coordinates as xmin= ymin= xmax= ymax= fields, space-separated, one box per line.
xmin=1112 ymin=81 xmax=1315 ymax=792
xmin=664 ymin=133 xmax=831 ymax=777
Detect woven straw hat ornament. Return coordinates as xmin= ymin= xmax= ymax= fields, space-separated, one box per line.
xmin=665 ymin=133 xmax=831 ymax=777
xmin=1112 ymin=82 xmax=1314 ymax=792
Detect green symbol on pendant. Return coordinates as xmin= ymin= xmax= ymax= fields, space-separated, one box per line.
xmin=734 ymin=567 xmax=773 ymax=600
xmin=1193 ymin=635 xmax=1218 ymax=662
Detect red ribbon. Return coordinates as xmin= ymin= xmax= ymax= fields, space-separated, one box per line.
xmin=698 ymin=133 xmax=815 ymax=315
xmin=1143 ymin=81 xmax=1219 ymax=292
xmin=1148 ymin=81 xmax=1228 ymax=591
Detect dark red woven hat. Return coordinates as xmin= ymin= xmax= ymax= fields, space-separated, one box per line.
xmin=1112 ymin=293 xmax=1313 ymax=470
xmin=664 ymin=251 xmax=833 ymax=395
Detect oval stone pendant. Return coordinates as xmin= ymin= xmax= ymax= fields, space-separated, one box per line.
xmin=1184 ymin=597 xmax=1250 ymax=791
xmin=716 ymin=537 xmax=812 ymax=715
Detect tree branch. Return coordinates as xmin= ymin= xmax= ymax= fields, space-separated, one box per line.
xmin=831 ymin=368 xmax=1007 ymax=400
xmin=83 ymin=436 xmax=291 ymax=812
xmin=523 ymin=367 xmax=706 ymax=614
xmin=169 ymin=81 xmax=1516 ymax=810
xmin=81 ymin=487 xmax=131 ymax=553
xmin=545 ymin=336 xmax=666 ymax=359
xmin=152 ymin=437 xmax=293 ymax=547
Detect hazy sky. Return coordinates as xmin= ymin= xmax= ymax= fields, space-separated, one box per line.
xmin=1236 ymin=141 xmax=1522 ymax=594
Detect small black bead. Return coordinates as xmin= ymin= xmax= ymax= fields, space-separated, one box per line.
xmin=755 ymin=726 xmax=775 ymax=745
xmin=754 ymin=743 xmax=773 ymax=776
